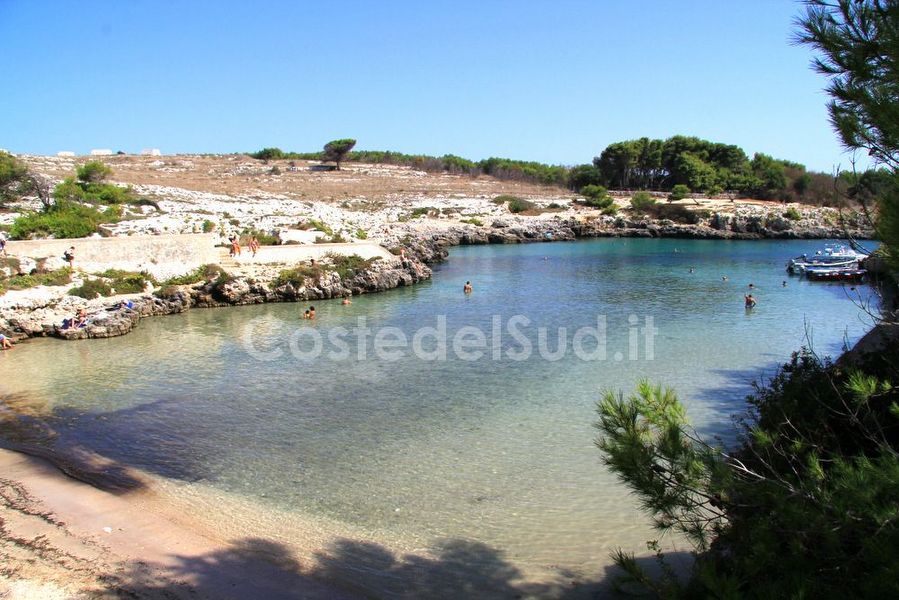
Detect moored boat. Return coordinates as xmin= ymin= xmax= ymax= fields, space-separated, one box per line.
xmin=803 ymin=265 xmax=867 ymax=282
xmin=786 ymin=244 xmax=866 ymax=274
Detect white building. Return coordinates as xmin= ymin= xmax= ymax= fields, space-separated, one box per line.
xmin=90 ymin=149 xmax=113 ymax=156
xmin=57 ymin=151 xmax=76 ymax=157
xmin=140 ymin=148 xmax=162 ymax=156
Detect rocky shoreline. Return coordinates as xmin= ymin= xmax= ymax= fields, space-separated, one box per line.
xmin=1 ymin=257 xmax=432 ymax=342
xmin=0 ymin=203 xmax=876 ymax=344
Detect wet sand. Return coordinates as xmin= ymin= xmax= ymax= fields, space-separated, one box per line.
xmin=0 ymin=448 xmax=357 ymax=599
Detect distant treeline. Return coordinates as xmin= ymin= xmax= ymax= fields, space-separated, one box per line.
xmin=250 ymin=136 xmax=877 ymax=206
xmin=250 ymin=147 xmax=568 ymax=186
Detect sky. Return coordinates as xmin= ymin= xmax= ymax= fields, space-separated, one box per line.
xmin=0 ymin=0 xmax=866 ymax=172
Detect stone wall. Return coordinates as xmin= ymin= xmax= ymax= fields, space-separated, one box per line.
xmin=4 ymin=233 xmax=220 ymax=279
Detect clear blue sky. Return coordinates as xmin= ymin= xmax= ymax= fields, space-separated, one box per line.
xmin=0 ymin=0 xmax=864 ymax=172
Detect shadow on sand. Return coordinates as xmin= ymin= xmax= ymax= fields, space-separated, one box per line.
xmin=111 ymin=535 xmax=693 ymax=599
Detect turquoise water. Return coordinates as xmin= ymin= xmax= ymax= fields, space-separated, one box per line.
xmin=0 ymin=238 xmax=878 ymax=592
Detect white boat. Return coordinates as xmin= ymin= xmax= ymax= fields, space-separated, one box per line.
xmin=803 ymin=265 xmax=867 ymax=282
xmin=786 ymin=244 xmax=866 ymax=274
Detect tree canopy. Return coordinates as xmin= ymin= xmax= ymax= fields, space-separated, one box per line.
xmin=0 ymin=152 xmax=51 ymax=208
xmin=592 ymin=135 xmax=810 ymax=200
xmin=0 ymin=152 xmax=29 ymax=206
xmin=76 ymin=161 xmax=113 ymax=184
xmin=322 ymin=138 xmax=356 ymax=170
xmin=797 ymin=0 xmax=899 ymax=265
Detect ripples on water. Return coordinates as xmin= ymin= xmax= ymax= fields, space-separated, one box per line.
xmin=0 ymin=238 xmax=879 ymax=590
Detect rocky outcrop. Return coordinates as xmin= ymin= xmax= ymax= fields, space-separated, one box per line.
xmin=401 ymin=206 xmax=873 ymax=252
xmin=0 ymin=258 xmax=431 ymax=342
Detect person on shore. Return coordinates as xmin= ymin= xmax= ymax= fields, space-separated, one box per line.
xmin=232 ymin=236 xmax=241 ymax=257
xmin=0 ymin=333 xmax=12 ymax=350
xmin=310 ymin=258 xmax=316 ymax=267
xmin=63 ymin=246 xmax=75 ymax=270
xmin=463 ymin=281 xmax=473 ymax=294
xmin=74 ymin=308 xmax=88 ymax=328
xmin=249 ymin=236 xmax=259 ymax=257
xmin=309 ymin=306 xmax=316 ymax=319
xmin=745 ymin=294 xmax=757 ymax=309
xmin=0 ymin=234 xmax=6 ymax=257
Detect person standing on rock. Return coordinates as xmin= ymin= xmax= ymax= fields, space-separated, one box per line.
xmin=63 ymin=246 xmax=75 ymax=270
xmin=0 ymin=233 xmax=7 ymax=257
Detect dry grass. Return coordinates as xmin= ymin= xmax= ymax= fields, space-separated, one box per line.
xmin=20 ymin=154 xmax=568 ymax=203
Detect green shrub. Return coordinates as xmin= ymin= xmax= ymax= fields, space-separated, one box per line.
xmin=306 ymin=219 xmax=334 ymax=236
xmin=54 ymin=175 xmax=147 ymax=207
xmin=10 ymin=201 xmax=119 ymax=239
xmin=492 ymin=195 xmax=521 ymax=205
xmin=154 ymin=285 xmax=181 ymax=298
xmin=273 ymin=264 xmax=324 ymax=287
xmin=547 ymin=202 xmax=563 ymax=209
xmin=0 ymin=268 xmax=72 ymax=295
xmin=202 ymin=219 xmax=216 ymax=233
xmin=668 ymin=184 xmax=690 ymax=202
xmin=641 ymin=203 xmax=705 ymax=224
xmin=69 ymin=278 xmax=113 ymax=298
xmin=162 ymin=264 xmax=229 ymax=286
xmin=507 ymin=198 xmax=536 ymax=213
xmin=76 ymin=161 xmax=113 ymax=183
xmin=409 ymin=207 xmax=435 ymax=219
xmin=250 ymin=147 xmax=286 ymax=160
xmin=95 ymin=269 xmax=156 ymax=294
xmin=461 ymin=218 xmax=483 ymax=226
xmin=630 ymin=191 xmax=657 ymax=213
xmin=239 ymin=229 xmax=279 ymax=246
xmin=324 ymin=253 xmax=380 ymax=279
xmin=784 ymin=206 xmax=802 ymax=220
xmin=579 ymin=185 xmax=614 ymax=209
xmin=596 ymin=347 xmax=899 ymax=598
xmin=601 ymin=205 xmax=619 ymax=216
xmin=355 ymin=228 xmax=368 ymax=239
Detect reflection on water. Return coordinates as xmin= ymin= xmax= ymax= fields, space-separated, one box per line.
xmin=0 ymin=238 xmax=878 ymax=582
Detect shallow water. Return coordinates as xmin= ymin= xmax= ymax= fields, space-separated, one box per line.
xmin=0 ymin=238 xmax=879 ymax=593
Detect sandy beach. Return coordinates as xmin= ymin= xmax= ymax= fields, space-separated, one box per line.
xmin=0 ymin=448 xmax=358 ymax=599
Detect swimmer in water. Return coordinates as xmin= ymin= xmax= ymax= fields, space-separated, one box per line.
xmin=463 ymin=281 xmax=473 ymax=294
xmin=745 ymin=294 xmax=757 ymax=309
